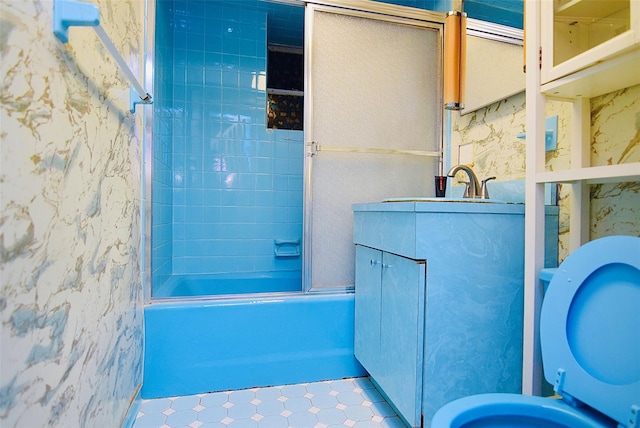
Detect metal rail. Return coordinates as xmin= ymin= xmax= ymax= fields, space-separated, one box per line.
xmin=308 ymin=141 xmax=441 ymax=158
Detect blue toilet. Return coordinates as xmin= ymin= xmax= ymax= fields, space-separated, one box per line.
xmin=432 ymin=235 xmax=640 ymax=428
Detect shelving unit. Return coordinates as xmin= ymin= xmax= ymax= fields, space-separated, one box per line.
xmin=523 ymin=0 xmax=640 ymax=396
xmin=536 ymin=163 xmax=640 ymax=184
xmin=540 ymin=0 xmax=638 ymax=85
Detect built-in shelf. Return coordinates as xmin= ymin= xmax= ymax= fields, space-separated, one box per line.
xmin=541 ymin=0 xmax=638 ymax=91
xmin=541 ymin=47 xmax=640 ymax=99
xmin=536 ymin=163 xmax=640 ymax=184
xmin=555 ymin=0 xmax=628 ymax=20
xmin=524 ymin=0 xmax=639 ymax=399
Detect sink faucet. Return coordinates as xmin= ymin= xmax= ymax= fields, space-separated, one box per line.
xmin=447 ymin=164 xmax=484 ymax=199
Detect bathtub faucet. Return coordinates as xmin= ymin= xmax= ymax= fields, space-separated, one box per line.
xmin=447 ymin=164 xmax=494 ymax=199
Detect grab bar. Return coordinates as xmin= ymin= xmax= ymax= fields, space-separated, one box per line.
xmin=308 ymin=141 xmax=441 ymax=158
xmin=53 ymin=0 xmax=152 ymax=113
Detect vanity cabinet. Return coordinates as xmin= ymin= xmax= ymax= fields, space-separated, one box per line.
xmin=354 ymin=246 xmax=426 ymax=426
xmin=353 ymin=201 xmax=559 ymax=427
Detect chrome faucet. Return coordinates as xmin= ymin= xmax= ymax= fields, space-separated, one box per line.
xmin=447 ymin=164 xmax=480 ymax=198
xmin=447 ymin=164 xmax=495 ymax=199
xmin=479 ymin=176 xmax=496 ymax=199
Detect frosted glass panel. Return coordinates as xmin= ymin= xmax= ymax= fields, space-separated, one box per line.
xmin=311 ymin=11 xmax=440 ymax=152
xmin=311 ymin=152 xmax=435 ymax=287
xmin=308 ymin=8 xmax=441 ymax=288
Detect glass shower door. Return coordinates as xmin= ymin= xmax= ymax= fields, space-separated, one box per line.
xmin=304 ymin=5 xmax=443 ymax=290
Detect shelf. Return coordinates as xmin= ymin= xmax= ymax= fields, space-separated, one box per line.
xmin=267 ymin=88 xmax=304 ymax=96
xmin=525 ymin=0 xmax=639 ymax=399
xmin=535 ymin=163 xmax=640 ymax=184
xmin=555 ymin=0 xmax=628 ymax=20
xmin=542 ymin=46 xmax=640 ymax=99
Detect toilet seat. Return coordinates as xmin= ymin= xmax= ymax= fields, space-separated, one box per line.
xmin=431 ymin=236 xmax=640 ymax=428
xmin=432 ymin=393 xmax=617 ymax=428
xmin=540 ymin=235 xmax=640 ymax=426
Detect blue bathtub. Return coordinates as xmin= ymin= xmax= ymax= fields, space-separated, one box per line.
xmin=141 ymin=291 xmax=366 ymax=399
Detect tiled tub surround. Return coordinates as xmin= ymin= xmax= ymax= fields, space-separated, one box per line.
xmin=142 ymin=292 xmax=366 ymax=399
xmin=152 ymin=0 xmax=304 ymax=294
xmin=134 ymin=378 xmax=405 ymax=428
xmin=150 ymin=0 xmax=527 ymax=297
xmin=1 ymin=0 xmax=144 ymax=426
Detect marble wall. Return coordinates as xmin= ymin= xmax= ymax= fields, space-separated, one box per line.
xmin=452 ymin=85 xmax=640 ymax=261
xmin=1 ymin=1 xmax=144 ymax=427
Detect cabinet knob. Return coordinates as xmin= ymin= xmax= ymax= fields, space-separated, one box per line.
xmin=382 ymin=263 xmax=392 ymax=269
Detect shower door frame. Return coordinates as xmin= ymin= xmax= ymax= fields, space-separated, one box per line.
xmin=141 ymin=0 xmax=446 ymax=300
xmin=301 ymin=1 xmax=446 ymax=292
xmin=143 ymin=0 xmax=155 ymax=303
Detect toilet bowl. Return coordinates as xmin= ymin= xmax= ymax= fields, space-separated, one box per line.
xmin=431 ymin=235 xmax=640 ymax=428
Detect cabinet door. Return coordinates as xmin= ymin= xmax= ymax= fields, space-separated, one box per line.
xmin=541 ymin=0 xmax=636 ymax=85
xmin=378 ymin=253 xmax=426 ymax=428
xmin=354 ymin=245 xmax=383 ymax=376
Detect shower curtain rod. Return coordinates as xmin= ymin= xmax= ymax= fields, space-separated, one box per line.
xmin=53 ymin=0 xmax=152 ymax=113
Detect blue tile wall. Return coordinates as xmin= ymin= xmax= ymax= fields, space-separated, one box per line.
xmin=153 ymin=0 xmax=303 ymax=284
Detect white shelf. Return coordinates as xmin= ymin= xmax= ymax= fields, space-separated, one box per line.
xmin=536 ymin=163 xmax=640 ymax=184
xmin=540 ymin=0 xmax=638 ymax=90
xmin=555 ymin=0 xmax=628 ymax=20
xmin=541 ymin=47 xmax=640 ymax=99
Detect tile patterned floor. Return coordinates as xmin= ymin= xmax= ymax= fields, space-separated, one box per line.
xmin=133 ymin=377 xmax=406 ymax=428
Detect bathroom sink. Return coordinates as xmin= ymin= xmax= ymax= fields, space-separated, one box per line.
xmin=382 ymin=197 xmax=505 ymax=203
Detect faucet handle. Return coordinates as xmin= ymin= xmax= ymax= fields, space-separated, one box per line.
xmin=457 ymin=180 xmax=471 ymax=198
xmin=480 ymin=176 xmax=496 ymax=199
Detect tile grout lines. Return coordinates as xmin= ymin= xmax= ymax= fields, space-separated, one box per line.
xmin=133 ymin=377 xmax=406 ymax=428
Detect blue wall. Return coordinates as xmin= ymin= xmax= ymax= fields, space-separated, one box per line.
xmin=152 ymin=0 xmax=303 ymax=291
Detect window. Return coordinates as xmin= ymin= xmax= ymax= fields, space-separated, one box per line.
xmin=266 ymin=45 xmax=304 ymax=130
